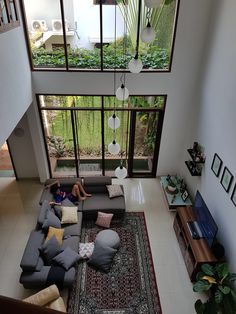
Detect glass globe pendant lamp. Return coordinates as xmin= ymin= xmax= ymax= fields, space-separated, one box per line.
xmin=141 ymin=21 xmax=155 ymax=43
xmin=144 ymin=0 xmax=161 ymax=8
xmin=115 ymin=163 xmax=127 ymax=179
xmin=128 ymin=54 xmax=143 ymax=73
xmin=108 ymin=113 xmax=120 ymax=130
xmin=108 ymin=140 xmax=120 ymax=155
xmin=116 ymin=84 xmax=129 ymax=101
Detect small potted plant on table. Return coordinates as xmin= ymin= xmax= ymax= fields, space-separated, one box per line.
xmin=193 ymin=263 xmax=236 ymax=314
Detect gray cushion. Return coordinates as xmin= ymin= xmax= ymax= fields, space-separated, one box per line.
xmin=37 ymin=201 xmax=51 ymax=225
xmin=40 ymin=235 xmax=62 ymax=265
xmin=20 ymin=266 xmax=76 ymax=289
xmin=20 ymin=230 xmax=45 ymax=271
xmin=39 ymin=189 xmax=53 ymax=205
xmin=88 ymin=241 xmax=117 ymax=273
xmin=82 ymin=194 xmax=126 ymax=212
xmin=42 ymin=210 xmax=61 ymax=231
xmin=84 ymin=176 xmax=111 ymax=194
xmin=95 ymin=230 xmax=120 ymax=249
xmin=62 ymin=236 xmax=79 ymax=252
xmin=63 ymin=212 xmax=82 ymax=237
xmin=35 ymin=256 xmax=44 ymax=271
xmin=53 ymin=247 xmax=82 ymax=270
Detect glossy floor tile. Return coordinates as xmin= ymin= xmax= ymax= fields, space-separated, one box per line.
xmin=0 ymin=177 xmax=200 ymax=313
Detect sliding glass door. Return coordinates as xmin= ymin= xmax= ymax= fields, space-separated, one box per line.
xmin=38 ymin=95 xmax=165 ymax=178
xmin=128 ymin=110 xmax=164 ymax=176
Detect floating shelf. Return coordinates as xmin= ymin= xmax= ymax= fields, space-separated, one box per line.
xmin=187 ymin=149 xmax=205 ymax=164
xmin=185 ymin=161 xmax=202 ymax=176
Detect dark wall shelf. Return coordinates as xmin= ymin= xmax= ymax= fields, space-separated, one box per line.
xmin=187 ymin=149 xmax=205 ymax=164
xmin=185 ymin=145 xmax=205 ymax=176
xmin=185 ymin=161 xmax=202 ymax=176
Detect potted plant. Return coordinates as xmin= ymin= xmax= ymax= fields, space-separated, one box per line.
xmin=193 ymin=263 xmax=236 ymax=314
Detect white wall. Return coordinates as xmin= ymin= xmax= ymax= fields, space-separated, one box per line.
xmin=32 ymin=0 xmax=214 ymax=177
xmin=181 ymin=0 xmax=236 ymax=270
xmin=0 ymin=0 xmax=32 ymax=147
xmin=8 ymin=113 xmax=39 ymax=178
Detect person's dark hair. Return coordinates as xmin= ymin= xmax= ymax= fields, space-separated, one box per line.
xmin=50 ymin=184 xmax=59 ymax=195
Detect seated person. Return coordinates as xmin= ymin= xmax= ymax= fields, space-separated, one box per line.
xmin=47 ymin=180 xmax=91 ymax=205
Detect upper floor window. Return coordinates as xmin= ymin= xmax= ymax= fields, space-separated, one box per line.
xmin=21 ymin=0 xmax=179 ymax=71
xmin=0 ymin=0 xmax=20 ymax=33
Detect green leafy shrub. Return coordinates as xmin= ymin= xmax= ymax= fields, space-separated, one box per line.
xmin=193 ymin=263 xmax=236 ymax=314
xmin=31 ymin=47 xmax=169 ymax=70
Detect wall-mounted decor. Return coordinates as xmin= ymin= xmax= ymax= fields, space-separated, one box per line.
xmin=231 ymin=184 xmax=236 ymax=207
xmin=211 ymin=153 xmax=223 ymax=177
xmin=220 ymin=167 xmax=233 ymax=193
xmin=181 ymin=190 xmax=189 ymax=202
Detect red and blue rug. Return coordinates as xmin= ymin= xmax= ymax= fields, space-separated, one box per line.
xmin=67 ymin=212 xmax=162 ymax=314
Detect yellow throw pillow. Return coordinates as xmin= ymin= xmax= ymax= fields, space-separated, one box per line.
xmin=61 ymin=206 xmax=78 ymax=224
xmin=46 ymin=227 xmax=64 ymax=245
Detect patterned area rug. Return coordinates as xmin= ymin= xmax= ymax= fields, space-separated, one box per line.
xmin=67 ymin=212 xmax=162 ymax=314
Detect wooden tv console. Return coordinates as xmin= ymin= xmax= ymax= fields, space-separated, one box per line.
xmin=173 ymin=206 xmax=217 ymax=281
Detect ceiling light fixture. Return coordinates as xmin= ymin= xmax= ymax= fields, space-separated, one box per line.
xmin=141 ymin=8 xmax=155 ymax=43
xmin=128 ymin=0 xmax=143 ymax=73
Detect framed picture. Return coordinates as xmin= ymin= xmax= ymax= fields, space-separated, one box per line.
xmin=181 ymin=190 xmax=189 ymax=202
xmin=231 ymin=184 xmax=236 ymax=207
xmin=220 ymin=167 xmax=233 ymax=193
xmin=211 ymin=153 xmax=222 ymax=177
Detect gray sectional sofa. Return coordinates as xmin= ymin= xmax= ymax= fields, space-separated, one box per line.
xmin=20 ymin=176 xmax=126 ymax=289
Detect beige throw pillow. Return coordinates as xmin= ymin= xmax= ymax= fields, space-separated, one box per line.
xmin=61 ymin=206 xmax=78 ymax=224
xmin=106 ymin=184 xmax=124 ymax=198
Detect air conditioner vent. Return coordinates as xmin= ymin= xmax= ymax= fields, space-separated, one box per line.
xmin=52 ymin=19 xmax=69 ymax=32
xmin=31 ymin=20 xmax=48 ymax=32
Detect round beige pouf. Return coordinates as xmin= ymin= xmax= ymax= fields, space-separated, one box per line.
xmin=95 ymin=229 xmax=120 ymax=249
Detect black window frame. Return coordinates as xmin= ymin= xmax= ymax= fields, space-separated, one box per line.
xmin=20 ymin=0 xmax=180 ymax=73
xmin=0 ymin=0 xmax=20 ymax=34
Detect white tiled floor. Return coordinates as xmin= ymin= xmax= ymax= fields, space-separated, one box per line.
xmin=0 ymin=177 xmax=200 ymax=313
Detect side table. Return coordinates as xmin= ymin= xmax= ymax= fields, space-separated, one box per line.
xmin=160 ymin=176 xmax=192 ymax=211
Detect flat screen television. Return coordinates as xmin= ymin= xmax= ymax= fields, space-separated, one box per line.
xmin=192 ymin=191 xmax=218 ymax=248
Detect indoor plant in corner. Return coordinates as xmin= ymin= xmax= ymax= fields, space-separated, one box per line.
xmin=193 ymin=263 xmax=236 ymax=314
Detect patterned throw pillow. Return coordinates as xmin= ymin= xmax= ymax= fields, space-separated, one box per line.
xmin=46 ymin=226 xmax=64 ymax=245
xmin=61 ymin=206 xmax=78 ymax=224
xmin=95 ymin=212 xmax=114 ymax=228
xmin=79 ymin=242 xmax=94 ymax=259
xmin=106 ymin=185 xmax=123 ymax=198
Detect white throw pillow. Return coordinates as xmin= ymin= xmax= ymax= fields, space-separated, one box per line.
xmin=61 ymin=206 xmax=78 ymax=224
xmin=79 ymin=242 xmax=95 ymax=259
xmin=106 ymin=184 xmax=123 ymax=198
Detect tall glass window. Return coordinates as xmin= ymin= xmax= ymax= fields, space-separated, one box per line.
xmin=22 ymin=0 xmax=179 ymax=71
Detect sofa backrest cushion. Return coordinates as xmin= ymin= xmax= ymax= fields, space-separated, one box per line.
xmin=20 ymin=230 xmax=45 ymax=272
xmin=37 ymin=201 xmax=51 ymax=226
xmin=83 ymin=176 xmax=111 ymax=194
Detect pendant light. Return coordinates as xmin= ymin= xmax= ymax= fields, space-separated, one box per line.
xmin=108 ymin=114 xmax=120 ymax=130
xmin=128 ymin=54 xmax=143 ymax=73
xmin=115 ymin=162 xmax=128 ymax=179
xmin=108 ymin=140 xmax=120 ymax=155
xmin=116 ymin=83 xmax=129 ymax=101
xmin=144 ymin=0 xmax=161 ymax=8
xmin=128 ymin=0 xmax=143 ymax=73
xmin=141 ymin=8 xmax=155 ymax=43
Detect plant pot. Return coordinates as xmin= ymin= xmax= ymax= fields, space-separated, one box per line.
xmin=168 ymin=185 xmax=176 ymax=192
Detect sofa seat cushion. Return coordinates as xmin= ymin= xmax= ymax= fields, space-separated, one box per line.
xmin=20 ymin=266 xmax=76 ymax=289
xmin=20 ymin=230 xmax=45 ymax=272
xmin=62 ymin=235 xmax=79 ymax=252
xmin=63 ymin=212 xmax=82 ymax=237
xmin=82 ymin=194 xmax=126 ymax=213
